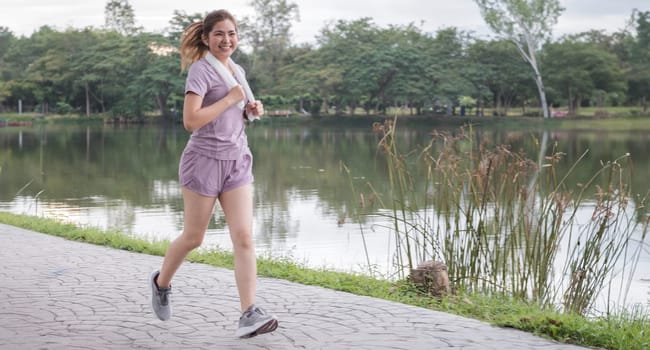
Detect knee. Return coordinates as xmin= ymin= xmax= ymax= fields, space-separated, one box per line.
xmin=180 ymin=231 xmax=204 ymax=250
xmin=231 ymin=230 xmax=254 ymax=252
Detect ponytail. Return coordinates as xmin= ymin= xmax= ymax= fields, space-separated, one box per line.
xmin=180 ymin=22 xmax=207 ymax=72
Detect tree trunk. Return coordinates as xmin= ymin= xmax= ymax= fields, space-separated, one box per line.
xmin=514 ymin=39 xmax=549 ymax=119
xmin=85 ymin=82 xmax=90 ymax=117
xmin=596 ymin=92 xmax=605 ymax=107
xmin=533 ymin=73 xmax=549 ymax=118
xmin=503 ymin=94 xmax=514 ymax=116
xmin=348 ymin=102 xmax=356 ymax=116
xmin=496 ymin=92 xmax=502 ymax=116
xmin=569 ymin=95 xmax=581 ymax=115
xmin=156 ymin=94 xmax=169 ymax=118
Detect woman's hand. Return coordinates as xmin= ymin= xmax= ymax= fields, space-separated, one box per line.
xmin=183 ymin=85 xmax=247 ymax=132
xmin=226 ymin=85 xmax=245 ymax=107
xmin=246 ymin=100 xmax=264 ymax=117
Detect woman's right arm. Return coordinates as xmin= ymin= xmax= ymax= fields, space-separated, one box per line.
xmin=182 ymin=86 xmax=245 ymax=132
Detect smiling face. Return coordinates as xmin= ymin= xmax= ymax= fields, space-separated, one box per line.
xmin=204 ymin=19 xmax=238 ymax=64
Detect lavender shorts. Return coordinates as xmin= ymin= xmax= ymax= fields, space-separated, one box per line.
xmin=179 ymin=148 xmax=254 ymax=197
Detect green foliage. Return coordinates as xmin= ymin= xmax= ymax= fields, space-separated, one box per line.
xmin=502 ymin=309 xmax=650 ymax=350
xmin=278 ymin=20 xmax=476 ymax=116
xmin=458 ymin=96 xmax=476 ymax=108
xmin=543 ymin=39 xmax=626 ymax=114
xmin=259 ymin=95 xmax=289 ymax=109
xmin=466 ymin=39 xmax=534 ymax=115
xmin=55 ymin=101 xmax=74 ymax=115
xmin=0 ymin=3 xmax=647 ymax=118
xmin=627 ymin=11 xmax=650 ymax=112
xmin=300 ymin=93 xmax=324 ymax=115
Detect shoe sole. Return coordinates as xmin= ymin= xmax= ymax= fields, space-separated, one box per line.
xmin=239 ymin=318 xmax=279 ymax=339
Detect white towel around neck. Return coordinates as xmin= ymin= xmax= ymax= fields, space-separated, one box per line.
xmin=204 ymin=52 xmax=259 ymax=121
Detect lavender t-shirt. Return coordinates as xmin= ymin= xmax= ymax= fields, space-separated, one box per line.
xmin=184 ymin=58 xmax=248 ymax=160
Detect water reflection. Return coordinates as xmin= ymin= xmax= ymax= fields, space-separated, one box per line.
xmin=0 ymin=121 xmax=648 ymax=309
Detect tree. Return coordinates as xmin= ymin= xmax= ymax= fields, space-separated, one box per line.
xmin=543 ymin=39 xmax=626 ymax=114
xmin=243 ymin=0 xmax=300 ymax=93
xmin=19 ymin=27 xmax=79 ymax=114
xmin=314 ymin=18 xmax=408 ymax=115
xmin=276 ymin=46 xmax=331 ymax=115
xmin=104 ymin=0 xmax=141 ymax=36
xmin=628 ymin=11 xmax=650 ymax=112
xmin=138 ymin=35 xmax=186 ymax=120
xmin=0 ymin=27 xmax=15 ymax=110
xmin=278 ymin=21 xmax=473 ymax=116
xmin=467 ymin=39 xmax=534 ymax=116
xmin=70 ymin=30 xmax=105 ymax=116
xmin=474 ymin=0 xmax=564 ymax=118
xmin=166 ymin=10 xmax=205 ymax=45
xmin=0 ymin=27 xmax=13 ymax=61
xmin=343 ymin=21 xmax=401 ymax=114
xmin=424 ymin=28 xmax=475 ymax=115
xmin=288 ymin=18 xmax=376 ymax=115
xmin=387 ymin=25 xmax=439 ymax=116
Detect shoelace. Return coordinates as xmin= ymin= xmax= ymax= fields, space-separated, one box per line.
xmin=157 ymin=288 xmax=171 ymax=306
xmin=243 ymin=305 xmax=265 ymax=318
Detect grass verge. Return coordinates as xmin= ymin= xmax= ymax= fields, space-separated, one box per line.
xmin=0 ymin=211 xmax=647 ymax=350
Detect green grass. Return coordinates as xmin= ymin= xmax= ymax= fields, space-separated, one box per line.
xmin=485 ymin=106 xmax=649 ymax=117
xmin=0 ymin=211 xmax=648 ymax=349
xmin=0 ymin=112 xmax=105 ymax=123
xmin=551 ymin=116 xmax=650 ymax=131
xmin=0 ymin=112 xmax=162 ymax=124
xmin=0 ymin=112 xmax=44 ymax=120
xmin=3 ymin=106 xmax=649 ymax=130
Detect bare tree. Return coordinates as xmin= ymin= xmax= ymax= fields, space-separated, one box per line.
xmin=241 ymin=0 xmax=300 ymax=91
xmin=104 ymin=0 xmax=141 ymax=36
xmin=474 ymin=0 xmax=564 ymax=118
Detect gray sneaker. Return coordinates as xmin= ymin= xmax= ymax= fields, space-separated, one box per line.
xmin=149 ymin=270 xmax=171 ymax=321
xmin=235 ymin=304 xmax=278 ymax=338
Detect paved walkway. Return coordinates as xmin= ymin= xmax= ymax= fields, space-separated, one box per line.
xmin=0 ymin=223 xmax=591 ymax=349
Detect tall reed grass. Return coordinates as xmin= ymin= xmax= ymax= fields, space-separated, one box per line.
xmin=370 ymin=118 xmax=648 ymax=316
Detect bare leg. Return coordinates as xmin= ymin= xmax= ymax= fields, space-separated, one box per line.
xmin=157 ymin=188 xmax=217 ymax=288
xmin=219 ymin=184 xmax=256 ymax=311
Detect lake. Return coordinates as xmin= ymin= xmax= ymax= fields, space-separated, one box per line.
xmin=0 ymin=118 xmax=648 ymax=311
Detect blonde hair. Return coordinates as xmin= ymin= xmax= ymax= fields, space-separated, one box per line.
xmin=180 ymin=9 xmax=238 ymax=71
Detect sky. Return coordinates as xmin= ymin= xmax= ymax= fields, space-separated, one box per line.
xmin=1 ymin=0 xmax=648 ymax=44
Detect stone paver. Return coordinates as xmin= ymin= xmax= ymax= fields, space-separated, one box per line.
xmin=0 ymin=223 xmax=591 ymax=349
